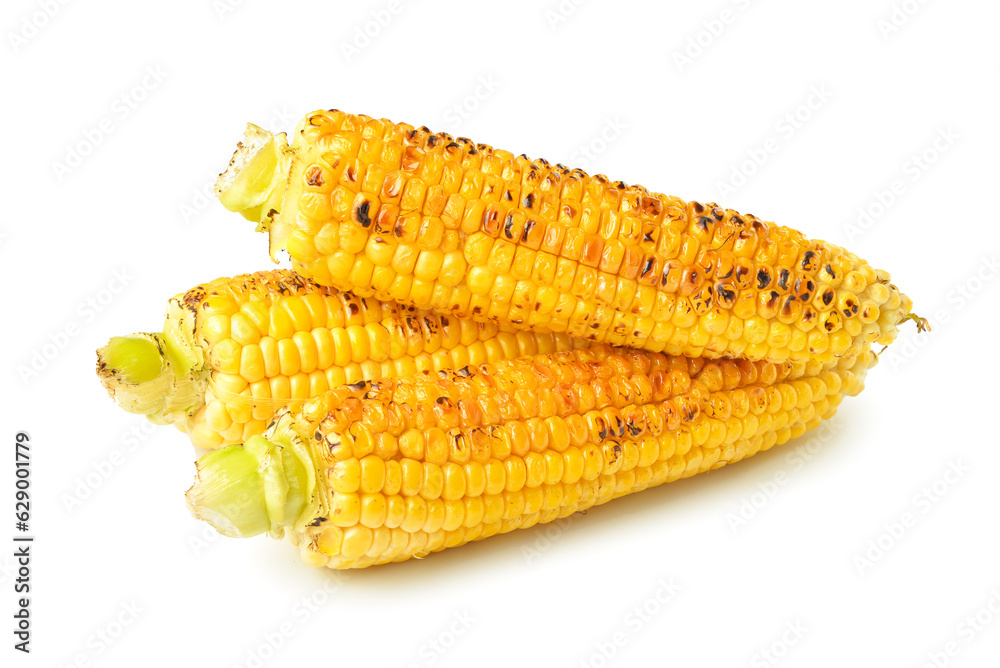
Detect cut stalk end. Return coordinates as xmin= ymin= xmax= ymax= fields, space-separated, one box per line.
xmin=97 ymin=333 xmax=175 ymax=421
xmin=186 ymin=442 xmax=271 ymax=538
xmin=96 ymin=327 xmax=207 ymax=426
xmin=99 ymin=335 xmax=163 ymax=385
xmin=186 ymin=432 xmax=312 ymax=539
xmin=216 ymin=124 xmax=294 ymax=248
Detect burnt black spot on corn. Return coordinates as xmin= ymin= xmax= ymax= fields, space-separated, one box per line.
xmin=354 ymin=201 xmax=372 ymax=227
xmin=801 ymin=251 xmax=817 ymax=271
xmin=305 ymin=166 xmax=325 ymax=187
xmin=757 ymin=268 xmax=771 ymax=290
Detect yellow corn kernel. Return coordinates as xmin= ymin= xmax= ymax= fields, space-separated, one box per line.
xmin=330 ymin=493 xmax=361 ymax=527
xmin=359 ymin=455 xmax=385 ymax=494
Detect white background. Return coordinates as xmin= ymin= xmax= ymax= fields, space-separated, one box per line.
xmin=2 ymin=0 xmax=999 ymax=666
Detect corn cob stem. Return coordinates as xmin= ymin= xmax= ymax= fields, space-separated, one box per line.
xmin=216 ymin=124 xmax=295 ymax=257
xmin=96 ymin=318 xmax=206 ymax=426
xmin=186 ymin=419 xmax=315 ymax=539
xmin=100 ymin=335 xmax=163 ymax=384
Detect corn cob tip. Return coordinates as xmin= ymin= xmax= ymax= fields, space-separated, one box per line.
xmin=95 ymin=330 xmax=207 ymax=426
xmin=216 ymin=124 xmax=294 ymax=256
xmin=900 ymin=312 xmax=931 ymax=332
xmin=186 ymin=428 xmax=314 ymax=539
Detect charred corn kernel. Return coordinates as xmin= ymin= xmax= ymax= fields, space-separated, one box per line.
xmin=97 ymin=270 xmax=581 ymax=449
xmin=218 ymin=112 xmax=919 ymax=364
xmin=186 ymin=344 xmax=875 ymax=568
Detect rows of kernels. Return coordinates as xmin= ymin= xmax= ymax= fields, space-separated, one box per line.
xmin=177 ymin=270 xmax=580 ymax=447
xmin=291 ymin=344 xmax=870 ymax=568
xmin=310 ymin=397 xmax=848 ymax=569
xmin=276 ymin=111 xmax=913 ymax=365
xmin=291 ymin=347 xmax=823 ymax=460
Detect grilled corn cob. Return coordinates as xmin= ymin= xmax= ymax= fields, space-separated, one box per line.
xmin=186 ymin=344 xmax=875 ymax=569
xmin=96 ymin=270 xmax=580 ymax=449
xmin=217 ymin=111 xmax=921 ymax=365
